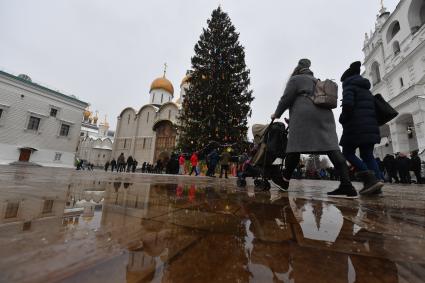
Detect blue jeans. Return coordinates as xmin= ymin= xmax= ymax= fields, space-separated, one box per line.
xmin=342 ymin=144 xmax=381 ymax=179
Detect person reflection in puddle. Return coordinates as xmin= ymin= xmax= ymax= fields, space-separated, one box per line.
xmin=239 ymin=192 xmax=399 ymax=282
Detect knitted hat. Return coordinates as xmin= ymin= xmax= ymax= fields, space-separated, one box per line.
xmin=298 ymin=58 xmax=311 ymax=69
xmin=341 ymin=61 xmax=361 ymax=82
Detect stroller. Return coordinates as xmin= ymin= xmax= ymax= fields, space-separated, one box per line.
xmin=236 ymin=120 xmax=288 ymax=190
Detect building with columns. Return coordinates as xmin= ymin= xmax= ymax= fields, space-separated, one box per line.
xmin=362 ymin=0 xmax=425 ymax=158
xmin=111 ymin=70 xmax=189 ymax=164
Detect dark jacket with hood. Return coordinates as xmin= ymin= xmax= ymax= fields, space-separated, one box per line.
xmin=339 ymin=75 xmax=381 ymax=147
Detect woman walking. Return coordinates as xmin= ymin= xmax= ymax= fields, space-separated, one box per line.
xmin=339 ymin=61 xmax=383 ymax=195
xmin=271 ymin=59 xmax=357 ymax=198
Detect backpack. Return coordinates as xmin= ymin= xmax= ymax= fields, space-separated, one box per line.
xmin=305 ymin=79 xmax=338 ymax=109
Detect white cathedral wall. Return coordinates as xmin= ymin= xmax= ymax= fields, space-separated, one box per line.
xmin=149 ymin=89 xmax=172 ymax=104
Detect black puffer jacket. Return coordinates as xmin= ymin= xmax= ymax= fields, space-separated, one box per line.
xmin=339 ymin=75 xmax=381 ymax=146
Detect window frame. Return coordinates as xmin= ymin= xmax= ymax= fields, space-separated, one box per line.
xmin=42 ymin=199 xmax=54 ymax=214
xmin=27 ymin=116 xmax=41 ymax=131
xmin=49 ymin=107 xmax=58 ymax=118
xmin=4 ymin=201 xmax=20 ymax=219
xmin=54 ymin=152 xmax=62 ymax=161
xmin=59 ymin=123 xmax=71 ymax=137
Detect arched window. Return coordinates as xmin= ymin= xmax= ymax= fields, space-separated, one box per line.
xmin=146 ymin=112 xmax=150 ymax=123
xmin=161 ymin=93 xmax=163 ymax=103
xmin=371 ymin=62 xmax=381 ymax=86
xmin=387 ymin=21 xmax=401 ymax=42
xmin=408 ymin=0 xmax=425 ymax=34
xmin=393 ymin=41 xmax=401 ymax=55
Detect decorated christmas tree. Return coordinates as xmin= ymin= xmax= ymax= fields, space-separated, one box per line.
xmin=178 ymin=6 xmax=253 ymax=153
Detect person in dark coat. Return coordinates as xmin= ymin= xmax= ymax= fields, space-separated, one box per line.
xmin=104 ymin=161 xmax=110 ymax=172
xmin=397 ymin=153 xmax=411 ymax=184
xmin=271 ymin=59 xmax=357 ymax=198
xmin=131 ymin=159 xmax=138 ymax=173
xmin=410 ymin=151 xmax=423 ymax=184
xmin=383 ymin=154 xmax=399 ymax=183
xmin=206 ymin=149 xmax=219 ymax=177
xmin=126 ymin=156 xmax=134 ymax=172
xmin=110 ymin=158 xmax=117 ymax=172
xmin=339 ymin=61 xmax=383 ymax=195
xmin=117 ymin=153 xmax=125 ymax=172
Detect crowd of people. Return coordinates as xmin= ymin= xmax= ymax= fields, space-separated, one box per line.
xmin=76 ymin=59 xmax=424 ymax=199
xmin=379 ymin=151 xmax=423 ymax=184
xmin=267 ymin=59 xmax=424 ymax=198
xmin=91 ymin=147 xmax=238 ymax=178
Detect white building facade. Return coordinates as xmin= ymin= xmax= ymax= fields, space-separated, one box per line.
xmin=112 ymin=72 xmax=188 ymax=164
xmin=76 ymin=111 xmax=115 ymax=167
xmin=363 ymin=0 xmax=425 ymax=158
xmin=0 ymin=71 xmax=88 ymax=167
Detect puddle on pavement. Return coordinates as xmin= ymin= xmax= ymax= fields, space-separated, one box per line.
xmin=0 ymin=178 xmax=424 ymax=283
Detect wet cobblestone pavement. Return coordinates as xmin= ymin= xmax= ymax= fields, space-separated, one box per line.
xmin=0 ymin=165 xmax=424 ymax=283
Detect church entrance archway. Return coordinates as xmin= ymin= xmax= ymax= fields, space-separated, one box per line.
xmin=153 ymin=120 xmax=177 ymax=163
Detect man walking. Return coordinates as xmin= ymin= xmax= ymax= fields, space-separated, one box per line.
xmin=383 ymin=154 xmax=399 ymax=183
xmin=410 ymin=151 xmax=423 ymax=184
xmin=219 ymin=148 xmax=232 ymax=179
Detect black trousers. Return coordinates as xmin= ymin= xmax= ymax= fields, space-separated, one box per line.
xmin=283 ymin=151 xmax=351 ymax=185
xmin=220 ymin=164 xmax=229 ymax=178
xmin=414 ymin=170 xmax=423 ymax=184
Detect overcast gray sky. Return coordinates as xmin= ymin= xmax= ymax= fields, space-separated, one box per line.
xmin=0 ymin=0 xmax=399 ymax=138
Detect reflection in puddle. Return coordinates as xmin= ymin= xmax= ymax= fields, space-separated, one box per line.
xmin=290 ymin=198 xmax=344 ymax=243
xmin=0 ymin=177 xmax=423 ymax=283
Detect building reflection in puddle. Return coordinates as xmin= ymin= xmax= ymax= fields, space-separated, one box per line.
xmin=0 ymin=179 xmax=423 ymax=283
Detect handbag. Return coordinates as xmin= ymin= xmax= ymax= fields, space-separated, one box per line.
xmin=374 ymin=93 xmax=398 ymax=126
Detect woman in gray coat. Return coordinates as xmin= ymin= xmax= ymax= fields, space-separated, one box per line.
xmin=271 ymin=59 xmax=357 ymax=198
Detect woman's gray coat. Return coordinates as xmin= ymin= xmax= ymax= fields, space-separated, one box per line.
xmin=274 ymin=69 xmax=339 ymax=153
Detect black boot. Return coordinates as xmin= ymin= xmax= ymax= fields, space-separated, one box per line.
xmin=327 ymin=183 xmax=358 ymax=198
xmin=356 ymin=171 xmax=383 ymax=195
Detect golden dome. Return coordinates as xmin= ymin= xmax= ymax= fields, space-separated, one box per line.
xmin=93 ymin=111 xmax=99 ymax=124
xmin=83 ymin=108 xmax=91 ymax=120
xmin=180 ymin=75 xmax=191 ymax=87
xmin=150 ymin=76 xmax=174 ymax=96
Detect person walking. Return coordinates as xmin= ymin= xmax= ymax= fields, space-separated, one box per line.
xmin=397 ymin=153 xmax=411 ymax=184
xmin=410 ymin=151 xmax=423 ymax=184
xmin=126 ymin=156 xmax=134 ymax=172
xmin=271 ymin=59 xmax=357 ymax=198
xmin=178 ymin=154 xmax=186 ymax=175
xmin=219 ymin=148 xmax=232 ymax=178
xmin=207 ymin=149 xmax=220 ymax=177
xmin=339 ymin=61 xmax=384 ymax=195
xmin=383 ymin=154 xmax=399 ymax=183
xmin=132 ymin=159 xmax=138 ymax=173
xmin=117 ymin=153 xmax=125 ymax=172
xmin=104 ymin=161 xmax=110 ymax=172
xmin=110 ymin=158 xmax=117 ymax=172
xmin=189 ymin=152 xmax=199 ymax=176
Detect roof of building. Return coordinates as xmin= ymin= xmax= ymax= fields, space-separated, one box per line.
xmin=0 ymin=70 xmax=88 ymax=106
xmin=150 ymin=76 xmax=174 ymax=95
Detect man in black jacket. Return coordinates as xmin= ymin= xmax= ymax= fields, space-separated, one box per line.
xmin=410 ymin=151 xmax=423 ymax=184
xmin=383 ymin=154 xmax=399 ymax=183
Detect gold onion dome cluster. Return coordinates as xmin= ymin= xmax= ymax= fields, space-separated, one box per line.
xmin=150 ymin=76 xmax=174 ymax=96
xmin=83 ymin=108 xmax=91 ymax=120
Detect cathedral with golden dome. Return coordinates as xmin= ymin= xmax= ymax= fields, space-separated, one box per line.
xmin=76 ymin=107 xmax=115 ymax=166
xmin=111 ymin=67 xmax=190 ymax=164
